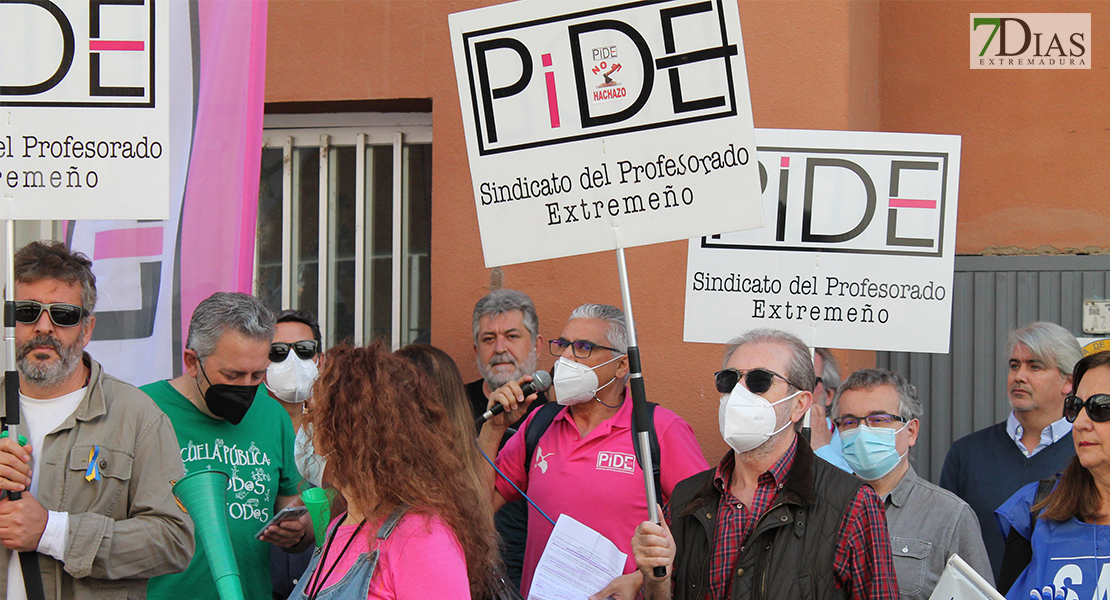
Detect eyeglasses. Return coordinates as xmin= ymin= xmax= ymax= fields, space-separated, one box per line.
xmin=549 ymin=338 xmax=622 ymax=359
xmin=714 ymin=368 xmax=801 ymax=395
xmin=269 ymin=340 xmax=319 ymax=362
xmin=13 ymin=300 xmax=88 ymax=327
xmin=833 ymin=413 xmax=908 ymax=430
xmin=1064 ymin=394 xmax=1110 ymax=423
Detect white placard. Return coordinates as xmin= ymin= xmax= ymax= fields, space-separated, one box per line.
xmin=0 ymin=0 xmax=170 ymax=220
xmin=684 ymin=129 xmax=961 ymax=354
xmin=450 ymin=0 xmax=762 ymax=267
xmin=928 ymin=554 xmax=1004 ymax=600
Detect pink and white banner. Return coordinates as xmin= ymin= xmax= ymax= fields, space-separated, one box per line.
xmin=66 ymin=0 xmax=268 ymax=386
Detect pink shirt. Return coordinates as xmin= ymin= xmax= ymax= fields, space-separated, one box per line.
xmin=311 ymin=512 xmax=469 ymax=600
xmin=494 ymin=390 xmax=708 ymax=598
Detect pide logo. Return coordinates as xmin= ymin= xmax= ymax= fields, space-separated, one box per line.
xmin=458 ymin=0 xmax=740 ymax=156
xmin=596 ymin=451 xmax=636 ymax=474
xmin=970 ymin=13 xmax=1089 ymax=69
xmin=590 ymin=45 xmax=625 ymax=103
xmin=702 ymin=145 xmax=953 ymax=258
xmin=1 ymin=0 xmax=157 ymax=107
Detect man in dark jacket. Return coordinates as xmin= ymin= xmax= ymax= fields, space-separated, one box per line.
xmin=631 ymin=328 xmax=899 ymax=600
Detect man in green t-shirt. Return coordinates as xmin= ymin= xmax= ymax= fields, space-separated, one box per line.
xmin=144 ymin=292 xmax=310 ymax=600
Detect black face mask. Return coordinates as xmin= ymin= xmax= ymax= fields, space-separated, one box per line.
xmin=196 ymin=361 xmax=257 ymax=425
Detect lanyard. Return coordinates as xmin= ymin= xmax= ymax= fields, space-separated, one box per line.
xmin=305 ymin=517 xmax=367 ymax=600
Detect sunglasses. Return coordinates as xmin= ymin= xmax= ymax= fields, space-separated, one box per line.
xmin=714 ymin=368 xmax=800 ymax=395
xmin=269 ymin=340 xmax=319 ymax=363
xmin=1064 ymin=394 xmax=1110 ymax=423
xmin=13 ymin=300 xmax=88 ymax=327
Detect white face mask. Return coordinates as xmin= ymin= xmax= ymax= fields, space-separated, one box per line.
xmin=552 ymin=355 xmax=621 ymax=406
xmin=265 ymin=354 xmax=318 ymax=404
xmin=294 ymin=424 xmax=326 ymax=488
xmin=718 ymin=382 xmax=799 ymax=454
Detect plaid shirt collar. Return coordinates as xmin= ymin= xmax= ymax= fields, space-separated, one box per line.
xmin=713 ymin=437 xmax=798 ymax=496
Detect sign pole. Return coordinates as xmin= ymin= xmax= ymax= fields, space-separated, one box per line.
xmin=615 ymin=247 xmax=666 ymax=578
xmin=4 ymin=221 xmax=45 ymax=600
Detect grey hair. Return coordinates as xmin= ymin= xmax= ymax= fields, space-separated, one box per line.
xmin=814 ymin=348 xmax=842 ymax=393
xmin=831 ymin=368 xmax=923 ymax=422
xmin=186 ymin=292 xmax=276 ymax=361
xmin=721 ymin=328 xmax=815 ymax=392
xmin=472 ymin=289 xmax=539 ymax=343
xmin=1006 ymin=322 xmax=1082 ymax=377
xmin=568 ymin=303 xmax=627 ymax=354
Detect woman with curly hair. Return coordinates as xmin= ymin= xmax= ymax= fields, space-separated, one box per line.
xmin=289 ymin=342 xmax=499 ymax=600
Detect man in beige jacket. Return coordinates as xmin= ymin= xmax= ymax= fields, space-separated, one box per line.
xmin=0 ymin=240 xmax=192 ymax=599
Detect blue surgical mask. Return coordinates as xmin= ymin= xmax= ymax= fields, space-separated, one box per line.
xmin=839 ymin=422 xmax=909 ymax=480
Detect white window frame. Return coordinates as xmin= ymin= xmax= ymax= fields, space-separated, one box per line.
xmin=258 ymin=113 xmax=432 ymax=349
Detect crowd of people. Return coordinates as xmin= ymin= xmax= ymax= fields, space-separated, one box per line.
xmin=0 ymin=240 xmax=1104 ymax=600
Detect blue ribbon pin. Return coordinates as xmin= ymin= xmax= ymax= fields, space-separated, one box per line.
xmin=85 ymin=445 xmax=101 ymax=482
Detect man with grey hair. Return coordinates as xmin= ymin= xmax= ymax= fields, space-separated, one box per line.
xmin=940 ymin=321 xmax=1081 ymax=579
xmin=631 ymin=328 xmax=898 ymax=600
xmin=832 ymin=368 xmax=992 ymax=599
xmin=811 ymin=348 xmax=857 ymax=473
xmin=143 ymin=292 xmax=309 ymax=600
xmin=0 ymin=241 xmax=192 ymax=600
xmin=467 ymin=288 xmax=548 ymax=589
xmin=467 ymin=288 xmax=546 ymax=428
xmin=481 ymin=303 xmax=707 ymax=599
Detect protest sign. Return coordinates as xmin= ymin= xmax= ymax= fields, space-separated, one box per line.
xmin=450 ymin=0 xmax=763 ymax=267
xmin=929 ymin=554 xmax=1005 ymax=600
xmin=684 ymin=129 xmax=961 ymax=353
xmin=64 ymin=0 xmax=268 ymax=386
xmin=1 ymin=0 xmax=170 ymax=220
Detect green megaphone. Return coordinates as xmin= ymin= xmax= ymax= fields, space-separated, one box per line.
xmin=173 ymin=468 xmax=245 ymax=600
xmin=301 ymin=487 xmax=332 ymax=548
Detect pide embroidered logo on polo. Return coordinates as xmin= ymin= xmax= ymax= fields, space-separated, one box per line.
xmin=596 ymin=451 xmax=636 ymax=474
xmin=970 ymin=14 xmax=1090 ymax=69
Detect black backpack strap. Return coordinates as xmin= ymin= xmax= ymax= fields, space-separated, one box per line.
xmin=523 ymin=402 xmax=563 ymax=471
xmin=631 ymin=402 xmax=663 ymax=507
xmin=997 ymin=475 xmax=1059 ymax=595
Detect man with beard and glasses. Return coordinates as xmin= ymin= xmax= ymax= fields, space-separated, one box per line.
xmin=630 ymin=328 xmax=897 ymax=600
xmin=143 ymin=292 xmax=308 ymax=600
xmin=940 ymin=321 xmax=1081 ymax=580
xmin=468 ymin=288 xmax=548 ymax=433
xmin=467 ymin=288 xmax=548 ymax=589
xmin=0 ymin=241 xmax=192 ymax=600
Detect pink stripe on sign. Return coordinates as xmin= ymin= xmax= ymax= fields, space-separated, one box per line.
xmin=888 ymin=198 xmax=937 ymax=209
xmin=94 ymin=227 xmax=164 ymax=259
xmin=89 ymin=40 xmax=145 ymax=51
xmin=545 ymin=72 xmax=560 ymax=128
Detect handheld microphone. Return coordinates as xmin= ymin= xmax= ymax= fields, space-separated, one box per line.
xmin=480 ymin=370 xmax=552 ymax=423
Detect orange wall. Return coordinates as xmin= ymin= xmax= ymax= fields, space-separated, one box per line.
xmin=265 ymin=0 xmax=1108 ymax=460
xmin=879 ymin=1 xmax=1110 ymax=254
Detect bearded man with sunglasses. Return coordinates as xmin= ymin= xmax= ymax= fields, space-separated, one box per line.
xmin=832 ymin=368 xmax=992 ymax=599
xmin=480 ymin=303 xmax=707 ymax=600
xmin=631 ymin=328 xmax=898 ymax=600
xmin=0 ymin=241 xmax=193 ymax=600
xmin=142 ymin=293 xmax=309 ymax=600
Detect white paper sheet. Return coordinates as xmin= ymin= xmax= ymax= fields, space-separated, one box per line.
xmin=929 ymin=553 xmax=1006 ymax=600
xmin=528 ymin=514 xmax=628 ymax=600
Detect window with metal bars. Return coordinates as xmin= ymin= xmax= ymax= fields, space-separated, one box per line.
xmin=256 ymin=113 xmax=432 ymax=349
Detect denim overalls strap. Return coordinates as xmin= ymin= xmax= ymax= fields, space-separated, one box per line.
xmin=288 ymin=506 xmax=408 ymax=600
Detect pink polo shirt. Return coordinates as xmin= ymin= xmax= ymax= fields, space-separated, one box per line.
xmin=494 ymin=389 xmax=708 ymax=598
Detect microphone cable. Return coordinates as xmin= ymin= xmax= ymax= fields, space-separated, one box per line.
xmin=476 ymin=439 xmax=556 ymax=526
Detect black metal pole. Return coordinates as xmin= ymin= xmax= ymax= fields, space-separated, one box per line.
xmin=5 ymin=221 xmax=45 ymax=600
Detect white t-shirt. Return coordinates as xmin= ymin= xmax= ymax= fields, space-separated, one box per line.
xmin=6 ymin=387 xmax=85 ymax=600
